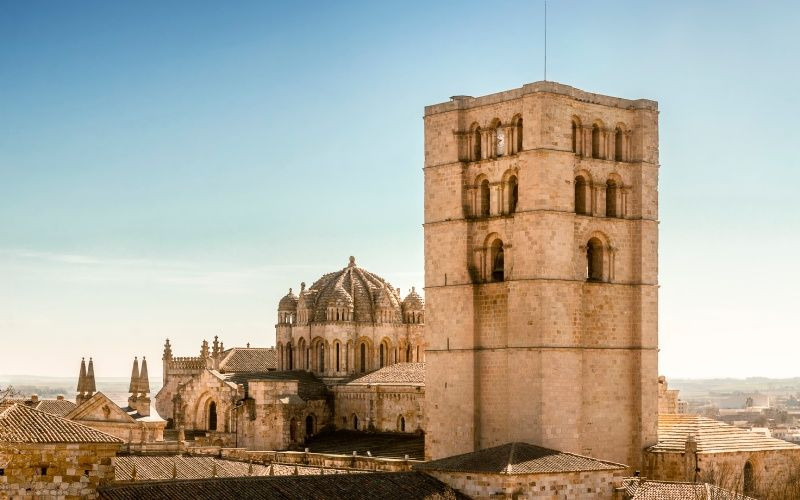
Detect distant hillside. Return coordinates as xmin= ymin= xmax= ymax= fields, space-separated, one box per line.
xmin=1 ymin=374 xmax=162 ymax=408
xmin=669 ymin=378 xmax=800 ymax=399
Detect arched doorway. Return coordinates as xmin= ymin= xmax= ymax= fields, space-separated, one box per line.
xmin=398 ymin=415 xmax=406 ymax=432
xmin=306 ymin=415 xmax=315 ymax=437
xmin=290 ymin=418 xmax=297 ymax=442
xmin=353 ymin=414 xmax=359 ymax=430
xmin=743 ymin=461 xmax=754 ymax=495
xmin=208 ymin=401 xmax=217 ymax=431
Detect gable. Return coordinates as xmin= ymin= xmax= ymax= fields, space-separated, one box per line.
xmin=66 ymin=392 xmax=136 ymax=424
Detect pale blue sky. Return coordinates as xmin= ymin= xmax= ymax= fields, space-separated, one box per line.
xmin=1 ymin=1 xmax=798 ymax=380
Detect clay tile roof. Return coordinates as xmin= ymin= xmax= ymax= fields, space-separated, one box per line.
xmin=113 ymin=456 xmax=343 ymax=481
xmin=0 ymin=404 xmax=122 ymax=444
xmin=415 ymin=442 xmax=626 ymax=474
xmin=219 ymin=348 xmax=277 ymax=373
xmin=620 ymin=478 xmax=756 ymax=500
xmin=346 ymin=363 xmax=425 ymax=386
xmin=99 ymin=471 xmax=468 ymax=500
xmin=33 ymin=399 xmax=78 ymax=417
xmin=651 ymin=414 xmax=800 ymax=453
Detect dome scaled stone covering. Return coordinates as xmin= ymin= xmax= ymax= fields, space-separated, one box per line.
xmin=402 ymin=287 xmax=424 ymax=311
xmin=301 ymin=256 xmax=403 ymax=323
xmin=278 ymin=288 xmax=298 ymax=311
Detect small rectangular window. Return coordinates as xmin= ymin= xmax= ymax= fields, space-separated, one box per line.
xmin=40 ymin=466 xmax=47 ymax=476
xmin=0 ymin=468 xmax=5 ymax=476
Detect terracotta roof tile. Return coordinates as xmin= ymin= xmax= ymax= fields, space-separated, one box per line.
xmin=346 ymin=363 xmax=425 ymax=386
xmin=33 ymin=399 xmax=78 ymax=417
xmin=415 ymin=442 xmax=626 ymax=474
xmin=620 ymin=477 xmax=755 ymax=499
xmin=651 ymin=414 xmax=800 ymax=453
xmin=219 ymin=348 xmax=277 ymax=373
xmin=0 ymin=404 xmax=122 ymax=444
xmin=99 ymin=471 xmax=467 ymax=500
xmin=113 ymin=456 xmax=353 ymax=481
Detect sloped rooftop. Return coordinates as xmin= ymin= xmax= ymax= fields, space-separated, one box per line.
xmin=651 ymin=414 xmax=800 ymax=453
xmin=0 ymin=404 xmax=122 ymax=444
xmin=113 ymin=456 xmax=353 ymax=481
xmin=620 ymin=477 xmax=755 ymax=499
xmin=415 ymin=442 xmax=626 ymax=475
xmin=345 ymin=363 xmax=425 ymax=386
xmin=99 ymin=472 xmax=467 ymax=500
xmin=219 ymin=347 xmax=277 ymax=373
xmin=304 ymin=430 xmax=424 ymax=461
xmin=0 ymin=397 xmax=76 ymax=417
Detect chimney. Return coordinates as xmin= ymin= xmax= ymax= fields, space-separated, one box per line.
xmin=30 ymin=394 xmax=39 ymax=403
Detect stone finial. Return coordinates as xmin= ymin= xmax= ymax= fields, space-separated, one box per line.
xmin=138 ymin=357 xmax=150 ymax=396
xmin=172 ymin=461 xmax=178 ymax=479
xmin=129 ymin=357 xmax=140 ymax=395
xmin=201 ymin=340 xmax=209 ymax=358
xmin=293 ymin=465 xmax=299 ymax=475
xmin=219 ymin=341 xmax=224 ymax=353
xmin=86 ymin=358 xmax=97 ymax=394
xmin=163 ymin=338 xmax=173 ymax=361
xmin=348 ymin=256 xmax=356 ymax=267
xmin=300 ymin=282 xmax=306 ymax=292
xmin=77 ymin=358 xmax=87 ymax=394
xmin=212 ymin=335 xmax=220 ymax=357
xmin=246 ymin=342 xmax=250 ymax=348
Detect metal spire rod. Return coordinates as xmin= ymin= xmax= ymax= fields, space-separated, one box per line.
xmin=544 ymin=0 xmax=548 ymax=81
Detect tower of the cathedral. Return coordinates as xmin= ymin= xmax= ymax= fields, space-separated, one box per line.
xmin=423 ymin=82 xmax=659 ymax=469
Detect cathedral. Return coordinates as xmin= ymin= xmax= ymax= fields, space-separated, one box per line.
xmin=7 ymin=80 xmax=799 ymax=499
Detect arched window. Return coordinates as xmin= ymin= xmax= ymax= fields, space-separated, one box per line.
xmin=359 ymin=343 xmax=366 ymax=373
xmin=575 ymin=176 xmax=588 ymax=215
xmin=490 ymin=239 xmax=505 ymax=282
xmin=399 ymin=415 xmax=406 ymax=432
xmin=473 ymin=126 xmax=482 ymax=160
xmin=305 ymin=415 xmax=315 ymax=437
xmin=335 ymin=342 xmax=340 ymax=372
xmin=480 ymin=179 xmax=490 ymax=217
xmin=571 ymin=120 xmax=578 ymax=153
xmin=587 ymin=238 xmax=604 ymax=282
xmin=507 ymin=175 xmax=518 ymax=214
xmin=208 ymin=401 xmax=217 ymax=431
xmin=615 ymin=128 xmax=624 ymax=161
xmin=515 ymin=117 xmax=523 ymax=152
xmin=743 ymin=461 xmax=754 ymax=495
xmin=306 ymin=348 xmax=310 ymax=370
xmin=591 ymin=124 xmax=601 ymax=159
xmin=606 ymin=180 xmax=618 ymax=218
xmin=287 ymin=345 xmax=293 ymax=370
xmin=353 ymin=414 xmax=359 ymax=431
xmin=379 ymin=343 xmax=385 ymax=368
xmin=290 ymin=418 xmax=297 ymax=441
xmin=317 ymin=343 xmax=324 ymax=372
xmin=406 ymin=345 xmax=412 ymax=362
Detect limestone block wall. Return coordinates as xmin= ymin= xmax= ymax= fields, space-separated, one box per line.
xmin=332 ymin=385 xmax=424 ymax=433
xmin=0 ymin=443 xmax=118 ymax=499
xmin=424 ymin=82 xmax=659 ymax=468
xmin=74 ymin=420 xmax=165 ymax=445
xmin=425 ymin=469 xmax=625 ymax=499
xmin=645 ymin=449 xmax=800 ymax=499
xmin=236 ymin=380 xmax=332 ymax=451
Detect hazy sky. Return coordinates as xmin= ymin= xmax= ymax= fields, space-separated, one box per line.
xmin=2 ymin=1 xmax=798 ymax=381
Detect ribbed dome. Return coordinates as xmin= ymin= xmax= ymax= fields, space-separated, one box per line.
xmin=402 ymin=287 xmax=424 ymax=311
xmin=278 ymin=288 xmax=298 ymax=311
xmin=303 ymin=256 xmax=402 ymax=323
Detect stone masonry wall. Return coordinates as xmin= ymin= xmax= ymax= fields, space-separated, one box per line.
xmin=0 ymin=443 xmax=118 ymax=500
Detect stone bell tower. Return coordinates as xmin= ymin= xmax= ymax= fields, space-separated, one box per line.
xmin=423 ymin=81 xmax=659 ymax=469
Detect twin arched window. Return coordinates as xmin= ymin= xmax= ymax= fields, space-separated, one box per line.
xmin=466 ymin=116 xmax=523 ymax=162
xmin=571 ymin=118 xmax=629 ymax=161
xmin=574 ymin=175 xmax=623 ymax=218
xmin=474 ymin=172 xmax=518 ymax=218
